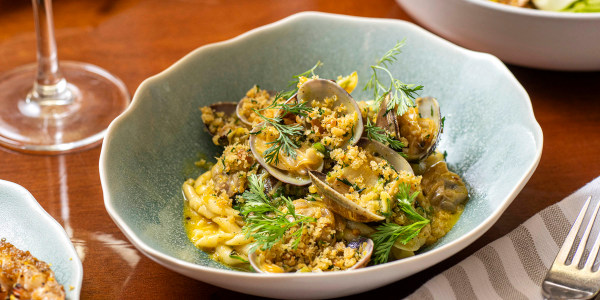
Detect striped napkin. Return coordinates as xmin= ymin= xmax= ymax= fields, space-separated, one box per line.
xmin=407 ymin=176 xmax=600 ymax=300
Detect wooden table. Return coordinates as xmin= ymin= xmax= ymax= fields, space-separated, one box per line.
xmin=1 ymin=0 xmax=599 ymax=298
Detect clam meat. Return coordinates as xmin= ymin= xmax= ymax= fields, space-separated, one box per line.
xmin=376 ymin=96 xmax=442 ymax=162
xmin=248 ymin=199 xmax=374 ymax=273
xmin=309 ymin=138 xmax=417 ymax=222
xmin=200 ymin=102 xmax=250 ymax=146
xmin=250 ymin=79 xmax=363 ymax=186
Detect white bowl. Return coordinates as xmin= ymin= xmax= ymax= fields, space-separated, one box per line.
xmin=100 ymin=12 xmax=543 ymax=299
xmin=397 ymin=0 xmax=600 ymax=71
xmin=0 ymin=180 xmax=83 ymax=300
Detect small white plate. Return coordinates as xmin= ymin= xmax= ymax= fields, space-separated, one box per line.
xmin=0 ymin=179 xmax=83 ymax=300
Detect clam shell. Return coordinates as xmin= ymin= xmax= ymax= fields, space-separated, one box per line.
xmin=309 ymin=138 xmax=413 ymax=223
xmin=375 ymin=96 xmax=441 ymax=162
xmin=249 ymin=122 xmax=324 ymax=186
xmin=236 ymin=90 xmax=277 ymax=126
xmin=356 ymin=138 xmax=414 ymax=176
xmin=203 ymin=102 xmax=242 ymax=145
xmin=249 ymin=79 xmax=363 ymax=186
xmin=309 ymin=170 xmax=385 ymax=223
xmin=409 ymin=96 xmax=442 ymax=161
xmin=296 ymin=79 xmax=363 ymax=147
xmin=375 ymin=94 xmax=399 ymax=137
xmin=209 ymin=101 xmax=237 ymax=115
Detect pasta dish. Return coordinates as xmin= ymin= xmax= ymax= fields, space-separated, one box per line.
xmin=182 ymin=42 xmax=469 ymax=273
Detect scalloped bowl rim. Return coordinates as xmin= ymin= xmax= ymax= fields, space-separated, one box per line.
xmin=100 ymin=11 xmax=543 ymax=285
xmin=0 ymin=179 xmax=83 ymax=300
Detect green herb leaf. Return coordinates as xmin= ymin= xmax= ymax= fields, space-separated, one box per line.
xmin=272 ymin=61 xmax=323 ymax=103
xmin=253 ymin=67 xmax=318 ymax=165
xmin=371 ymin=183 xmax=429 ymax=264
xmin=240 ymin=174 xmax=315 ymax=252
xmin=364 ymin=41 xmax=423 ymax=116
xmin=312 ymin=142 xmax=330 ymax=158
xmin=335 ymin=177 xmax=365 ymax=193
xmin=229 ymin=254 xmax=249 ymax=263
xmin=364 ymin=119 xmax=405 ymax=151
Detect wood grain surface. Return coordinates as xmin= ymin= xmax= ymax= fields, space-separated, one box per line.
xmin=1 ymin=0 xmax=599 ymax=298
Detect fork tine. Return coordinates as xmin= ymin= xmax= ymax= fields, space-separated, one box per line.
xmin=571 ymin=196 xmax=597 ymax=267
xmin=584 ymin=198 xmax=600 ymax=270
xmin=556 ymin=196 xmax=592 ymax=264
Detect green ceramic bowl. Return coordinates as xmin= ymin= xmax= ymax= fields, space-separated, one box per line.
xmin=0 ymin=180 xmax=83 ymax=300
xmin=100 ymin=12 xmax=543 ymax=299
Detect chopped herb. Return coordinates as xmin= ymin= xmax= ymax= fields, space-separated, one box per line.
xmin=312 ymin=142 xmax=328 ymax=156
xmin=380 ymin=197 xmax=392 ymax=219
xmin=443 ymin=150 xmax=448 ymax=161
xmin=253 ymin=101 xmax=311 ymax=165
xmin=229 ymin=254 xmax=249 ymax=263
xmin=365 ymin=119 xmax=405 ymax=151
xmin=364 ymin=41 xmax=423 ymax=116
xmin=336 ymin=178 xmax=364 ymax=193
xmin=441 ymin=116 xmax=446 ymax=132
xmin=371 ymin=183 xmax=430 ymax=264
xmin=240 ymin=174 xmax=316 ymax=252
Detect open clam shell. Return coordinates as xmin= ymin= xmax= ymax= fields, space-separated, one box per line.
xmin=296 ymin=79 xmax=364 ymax=147
xmin=249 ymin=79 xmax=363 ymax=186
xmin=347 ymin=237 xmax=375 ymax=270
xmin=248 ymin=237 xmax=374 ymax=273
xmin=209 ymin=101 xmax=237 ymax=115
xmin=249 ymin=123 xmax=324 ymax=186
xmin=375 ymin=94 xmax=400 ymax=137
xmin=376 ymin=96 xmax=441 ymax=162
xmin=202 ymin=102 xmax=244 ymax=145
xmin=309 ymin=138 xmax=414 ymax=223
xmin=235 ymin=90 xmax=277 ymax=126
xmin=309 ymin=171 xmax=385 ymax=222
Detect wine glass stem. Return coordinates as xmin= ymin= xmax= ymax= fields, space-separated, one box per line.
xmin=31 ymin=0 xmax=72 ymax=106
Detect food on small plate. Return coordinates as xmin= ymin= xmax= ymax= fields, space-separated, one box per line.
xmin=184 ymin=41 xmax=469 ymax=273
xmin=491 ymin=0 xmax=600 ymax=12
xmin=0 ymin=239 xmax=65 ymax=300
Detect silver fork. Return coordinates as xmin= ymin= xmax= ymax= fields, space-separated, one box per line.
xmin=542 ymin=196 xmax=600 ymax=300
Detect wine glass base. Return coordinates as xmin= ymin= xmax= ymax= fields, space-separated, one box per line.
xmin=0 ymin=61 xmax=130 ymax=154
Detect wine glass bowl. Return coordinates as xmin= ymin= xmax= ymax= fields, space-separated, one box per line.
xmin=0 ymin=62 xmax=129 ymax=154
xmin=0 ymin=0 xmax=129 ymax=154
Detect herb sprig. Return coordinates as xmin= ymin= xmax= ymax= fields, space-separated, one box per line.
xmin=275 ymin=61 xmax=323 ymax=102
xmin=364 ymin=41 xmax=424 ymax=116
xmin=252 ymin=62 xmax=323 ymax=165
xmin=371 ymin=183 xmax=430 ymax=265
xmin=239 ymin=174 xmax=315 ymax=252
xmin=253 ymin=101 xmax=311 ymax=165
xmin=364 ymin=119 xmax=405 ymax=151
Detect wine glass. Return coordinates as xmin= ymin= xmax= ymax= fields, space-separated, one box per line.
xmin=0 ymin=0 xmax=130 ymax=154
